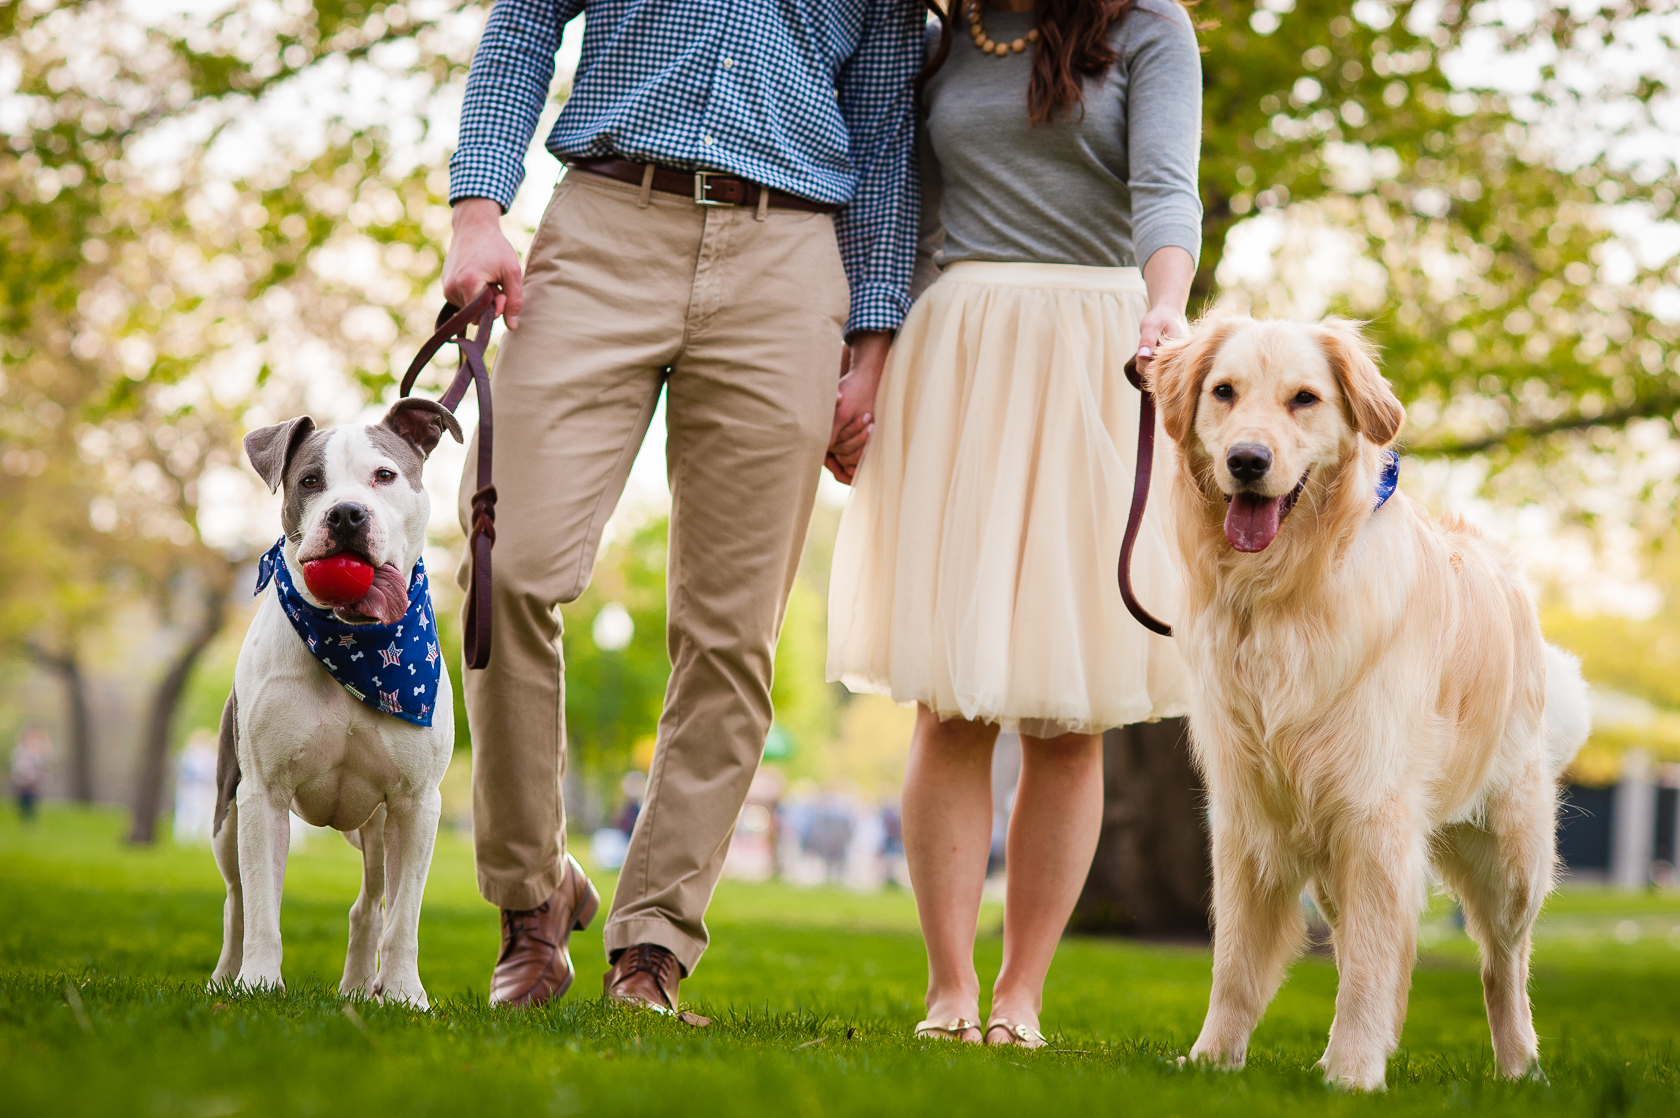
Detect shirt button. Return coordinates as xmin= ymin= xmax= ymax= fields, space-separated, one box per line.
xmin=721 ymin=56 xmax=734 ymax=69
xmin=702 ymin=134 xmax=714 ymax=146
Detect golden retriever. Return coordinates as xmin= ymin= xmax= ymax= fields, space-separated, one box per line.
xmin=1144 ymin=314 xmax=1590 ymax=1091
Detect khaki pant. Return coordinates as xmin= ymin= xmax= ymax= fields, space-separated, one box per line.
xmin=457 ymin=171 xmax=848 ymax=974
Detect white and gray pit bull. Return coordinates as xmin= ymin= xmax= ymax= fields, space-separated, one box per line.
xmin=210 ymin=399 xmax=462 ymax=1008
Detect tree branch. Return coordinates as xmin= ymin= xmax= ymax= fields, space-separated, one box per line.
xmin=1408 ymin=394 xmax=1680 ymax=457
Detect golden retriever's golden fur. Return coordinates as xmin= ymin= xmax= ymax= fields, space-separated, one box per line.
xmin=1146 ymin=315 xmax=1589 ymax=1091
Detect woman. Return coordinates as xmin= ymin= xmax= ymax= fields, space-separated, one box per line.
xmin=825 ymin=0 xmax=1202 ymax=1047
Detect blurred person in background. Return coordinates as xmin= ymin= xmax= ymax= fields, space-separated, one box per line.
xmin=10 ymin=723 xmax=51 ymax=823
xmin=827 ymin=0 xmax=1202 ymax=1047
xmin=441 ymin=0 xmax=924 ymax=1018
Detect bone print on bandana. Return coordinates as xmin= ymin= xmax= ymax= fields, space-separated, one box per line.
xmin=255 ymin=537 xmax=441 ymax=728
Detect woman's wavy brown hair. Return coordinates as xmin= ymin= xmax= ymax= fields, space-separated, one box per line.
xmin=918 ymin=0 xmax=1136 ymax=124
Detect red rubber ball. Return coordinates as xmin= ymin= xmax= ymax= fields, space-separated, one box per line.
xmin=302 ymin=554 xmax=375 ymax=606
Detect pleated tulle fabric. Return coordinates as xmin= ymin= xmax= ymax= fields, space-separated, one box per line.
xmin=826 ymin=261 xmax=1190 ymax=736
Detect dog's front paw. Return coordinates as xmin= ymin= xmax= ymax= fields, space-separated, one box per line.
xmin=233 ymin=967 xmax=285 ymax=995
xmin=373 ymin=976 xmax=430 ymax=1011
xmin=1318 ymin=1052 xmax=1387 ymax=1092
xmin=1187 ymin=1037 xmax=1245 ymax=1070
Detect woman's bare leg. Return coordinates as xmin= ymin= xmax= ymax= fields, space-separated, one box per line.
xmin=988 ymin=730 xmax=1104 ymax=1038
xmin=901 ymin=704 xmax=999 ymax=1040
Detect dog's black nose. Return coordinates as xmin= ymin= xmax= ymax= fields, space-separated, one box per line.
xmin=325 ymin=503 xmax=368 ymax=534
xmin=1226 ymin=443 xmax=1273 ymax=483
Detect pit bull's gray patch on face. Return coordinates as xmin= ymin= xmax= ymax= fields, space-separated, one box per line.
xmin=244 ymin=416 xmax=317 ymax=494
xmin=365 ymin=426 xmax=426 ymax=492
xmin=280 ymin=429 xmax=334 ymax=542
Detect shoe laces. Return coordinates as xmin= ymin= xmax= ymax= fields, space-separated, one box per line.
xmin=618 ymin=943 xmax=677 ymax=998
xmin=500 ymin=899 xmax=555 ymax=953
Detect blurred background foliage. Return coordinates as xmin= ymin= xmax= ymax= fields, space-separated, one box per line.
xmin=2 ymin=0 xmax=1678 ymax=833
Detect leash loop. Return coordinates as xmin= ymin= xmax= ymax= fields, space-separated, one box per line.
xmin=401 ymin=287 xmax=499 ymax=669
xmin=1119 ymin=353 xmax=1173 ymax=638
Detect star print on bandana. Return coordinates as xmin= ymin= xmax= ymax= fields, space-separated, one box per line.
xmin=255 ymin=538 xmax=441 ymax=728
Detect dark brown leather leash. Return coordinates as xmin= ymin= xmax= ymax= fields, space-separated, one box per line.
xmin=1119 ymin=353 xmax=1173 ymax=637
xmin=400 ymin=288 xmax=497 ymax=669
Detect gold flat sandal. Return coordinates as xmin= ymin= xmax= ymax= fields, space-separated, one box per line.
xmin=914 ymin=1017 xmax=981 ymax=1042
xmin=984 ymin=1017 xmax=1047 ymax=1049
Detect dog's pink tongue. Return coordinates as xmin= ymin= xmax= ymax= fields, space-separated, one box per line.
xmin=1225 ymin=493 xmax=1284 ymax=553
xmin=351 ymin=564 xmax=409 ymax=625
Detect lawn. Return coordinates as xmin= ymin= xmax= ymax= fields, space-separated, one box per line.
xmin=2 ymin=806 xmax=1677 ymax=1116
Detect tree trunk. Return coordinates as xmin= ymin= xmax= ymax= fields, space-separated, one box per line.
xmin=26 ymin=641 xmax=96 ymax=803
xmin=128 ymin=586 xmax=228 ymax=845
xmin=1069 ymin=716 xmax=1212 ymax=941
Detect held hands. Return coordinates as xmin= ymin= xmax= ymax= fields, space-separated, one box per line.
xmin=826 ymin=331 xmax=890 ymax=485
xmin=442 ymin=198 xmax=525 ymax=330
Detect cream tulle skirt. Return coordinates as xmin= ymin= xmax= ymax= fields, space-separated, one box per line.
xmin=825 ymin=261 xmax=1189 ymax=737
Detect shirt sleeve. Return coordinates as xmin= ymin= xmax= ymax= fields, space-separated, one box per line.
xmin=832 ymin=0 xmax=925 ymax=337
xmin=448 ymin=0 xmax=585 ymax=211
xmin=1124 ymin=2 xmax=1204 ymax=270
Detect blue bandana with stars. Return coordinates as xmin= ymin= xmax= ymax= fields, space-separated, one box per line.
xmin=255 ymin=538 xmax=441 ymax=728
xmin=1373 ymin=449 xmax=1400 ymax=510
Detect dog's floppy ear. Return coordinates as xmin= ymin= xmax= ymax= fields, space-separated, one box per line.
xmin=1316 ymin=318 xmax=1404 ymax=447
xmin=244 ymin=416 xmax=316 ymax=493
xmin=381 ymin=398 xmax=463 ymax=458
xmin=1146 ymin=314 xmax=1244 ymax=444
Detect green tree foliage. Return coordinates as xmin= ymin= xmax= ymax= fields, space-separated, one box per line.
xmin=1193 ymin=1 xmax=1678 ymax=457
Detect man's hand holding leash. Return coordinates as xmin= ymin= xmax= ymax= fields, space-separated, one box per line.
xmin=444 ymin=197 xmax=524 ymax=330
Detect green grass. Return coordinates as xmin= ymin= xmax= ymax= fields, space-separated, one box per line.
xmin=2 ymin=806 xmax=1678 ymax=1116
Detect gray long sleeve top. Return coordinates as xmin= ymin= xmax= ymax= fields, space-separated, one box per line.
xmin=915 ymin=0 xmax=1203 ymax=295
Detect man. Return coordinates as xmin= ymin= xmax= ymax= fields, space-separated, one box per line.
xmin=442 ymin=0 xmax=922 ymax=1020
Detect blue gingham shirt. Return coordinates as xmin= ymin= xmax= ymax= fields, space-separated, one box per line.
xmin=450 ymin=0 xmax=924 ymax=336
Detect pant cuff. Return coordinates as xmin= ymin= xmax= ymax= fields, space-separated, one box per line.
xmin=602 ymin=915 xmax=705 ymax=977
xmin=478 ymin=864 xmax=565 ymax=912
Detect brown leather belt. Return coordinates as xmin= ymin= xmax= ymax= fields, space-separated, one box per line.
xmin=401 ymin=290 xmax=498 ymax=669
xmin=569 ymin=157 xmax=838 ymax=213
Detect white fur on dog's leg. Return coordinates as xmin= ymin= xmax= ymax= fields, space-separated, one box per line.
xmin=1317 ymin=822 xmax=1424 ymax=1092
xmin=209 ymin=800 xmax=243 ymax=985
xmin=369 ymin=789 xmax=440 ymax=1010
xmin=1191 ymin=821 xmax=1307 ymax=1070
xmin=1437 ymin=771 xmax=1553 ymax=1080
xmin=233 ymin=785 xmax=292 ymax=992
xmin=340 ymin=804 xmax=387 ymax=998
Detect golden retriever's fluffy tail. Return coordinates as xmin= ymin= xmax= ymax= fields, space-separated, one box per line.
xmin=1541 ymin=644 xmax=1591 ymax=777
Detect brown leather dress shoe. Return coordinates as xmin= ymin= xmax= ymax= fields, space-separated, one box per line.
xmin=489 ymin=853 xmax=600 ymax=1007
xmin=603 ymin=943 xmax=711 ymax=1027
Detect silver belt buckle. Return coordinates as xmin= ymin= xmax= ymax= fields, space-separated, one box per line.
xmin=693 ymin=171 xmax=735 ymax=207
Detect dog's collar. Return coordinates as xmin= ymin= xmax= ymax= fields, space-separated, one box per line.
xmin=1373 ymin=449 xmax=1400 ymax=510
xmin=255 ymin=538 xmax=441 ymax=728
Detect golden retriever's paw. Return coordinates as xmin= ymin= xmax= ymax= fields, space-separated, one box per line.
xmin=1186 ymin=1040 xmax=1245 ymax=1070
xmin=1318 ymin=1054 xmax=1388 ymax=1092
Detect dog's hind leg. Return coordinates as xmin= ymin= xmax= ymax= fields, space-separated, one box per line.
xmin=340 ymin=803 xmax=387 ymax=998
xmin=209 ymin=692 xmax=243 ymax=986
xmin=1316 ymin=810 xmax=1428 ymax=1092
xmin=1436 ymin=768 xmax=1553 ymax=1080
xmin=210 ymin=799 xmax=243 ymax=984
xmin=371 ymin=788 xmax=441 ymax=1010
xmin=1189 ymin=817 xmax=1306 ymax=1071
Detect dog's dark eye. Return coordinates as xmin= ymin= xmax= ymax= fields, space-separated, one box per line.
xmin=300 ymin=474 xmax=321 ymax=489
xmin=1293 ymin=391 xmax=1319 ymax=407
xmin=375 ymin=468 xmax=396 ymax=483
xmin=1212 ymin=384 xmax=1234 ymax=400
